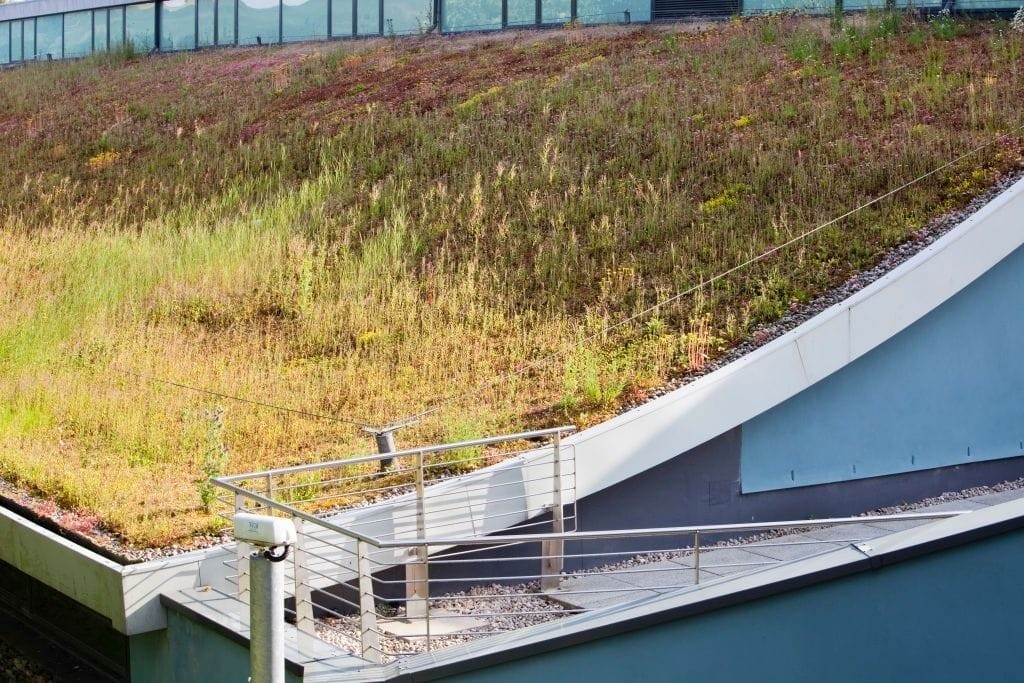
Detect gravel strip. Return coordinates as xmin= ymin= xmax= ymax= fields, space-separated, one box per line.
xmin=317 ymin=581 xmax=568 ymax=662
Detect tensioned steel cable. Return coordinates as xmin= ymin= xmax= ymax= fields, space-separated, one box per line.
xmin=107 ymin=367 xmax=376 ymax=429
xmin=395 ymin=124 xmax=1024 ymax=425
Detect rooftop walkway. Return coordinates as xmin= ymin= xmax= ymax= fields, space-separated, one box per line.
xmin=552 ymin=486 xmax=1024 ymax=611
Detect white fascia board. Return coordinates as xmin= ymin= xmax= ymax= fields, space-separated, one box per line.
xmin=0 ymin=505 xmax=126 ymax=631
xmin=565 ymin=175 xmax=1024 ymax=498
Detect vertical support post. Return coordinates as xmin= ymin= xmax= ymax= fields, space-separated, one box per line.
xmin=406 ymin=450 xmax=429 ymax=618
xmin=250 ymin=551 xmax=285 ymax=683
xmin=292 ymin=518 xmax=316 ymax=635
xmin=235 ymin=494 xmax=251 ymax=604
xmin=422 ymin=543 xmax=432 ymax=652
xmin=693 ymin=530 xmax=701 ymax=585
xmin=265 ymin=474 xmax=275 ymax=506
xmin=541 ymin=433 xmax=564 ymax=591
xmin=373 ymin=429 xmax=397 ymax=471
xmin=357 ymin=540 xmax=382 ymax=664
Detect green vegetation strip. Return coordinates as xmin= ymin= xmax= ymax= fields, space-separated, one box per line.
xmin=0 ymin=15 xmax=1022 ymax=546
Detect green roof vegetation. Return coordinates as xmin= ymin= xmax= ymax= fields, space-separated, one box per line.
xmin=0 ymin=14 xmax=1021 ymax=547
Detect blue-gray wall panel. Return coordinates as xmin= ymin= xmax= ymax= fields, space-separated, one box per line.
xmin=444 ymin=526 xmax=1024 ymax=683
xmin=742 ymin=243 xmax=1024 ymax=492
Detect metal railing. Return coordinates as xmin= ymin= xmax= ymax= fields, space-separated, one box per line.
xmin=212 ymin=432 xmax=966 ymax=664
xmin=212 ymin=427 xmax=577 ymax=641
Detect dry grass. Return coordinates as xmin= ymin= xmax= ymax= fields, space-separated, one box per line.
xmin=0 ymin=14 xmax=1022 ymax=546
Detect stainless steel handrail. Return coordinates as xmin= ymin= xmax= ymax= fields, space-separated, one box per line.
xmin=371 ymin=511 xmax=968 ymax=548
xmin=216 ymin=426 xmax=576 ymax=482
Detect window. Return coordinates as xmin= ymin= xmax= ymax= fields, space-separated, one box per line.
xmin=197 ymin=0 xmax=216 ymax=47
xmin=357 ymin=0 xmax=379 ymax=35
xmin=283 ymin=0 xmax=328 ymax=42
xmin=218 ymin=0 xmax=236 ymax=44
xmin=36 ymin=14 xmax=63 ymax=59
xmin=10 ymin=20 xmax=22 ymax=61
xmin=64 ymin=11 xmax=94 ymax=57
xmin=441 ymin=0 xmax=499 ymax=32
xmin=94 ymin=10 xmax=109 ymax=52
xmin=23 ymin=19 xmax=35 ymax=59
xmin=541 ymin=0 xmax=570 ymax=24
xmin=126 ymin=3 xmax=157 ymax=51
xmin=330 ymin=0 xmax=352 ymax=36
xmin=238 ymin=0 xmax=280 ymax=45
xmin=506 ymin=0 xmax=536 ymax=26
xmin=161 ymin=0 xmax=197 ymax=50
xmin=0 ymin=23 xmax=9 ymax=65
xmin=110 ymin=8 xmax=126 ymax=47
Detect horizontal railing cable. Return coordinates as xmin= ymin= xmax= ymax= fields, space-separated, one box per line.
xmin=107 ymin=366 xmax=376 ymax=428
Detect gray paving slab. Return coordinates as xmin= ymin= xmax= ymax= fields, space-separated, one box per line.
xmin=863 ymin=518 xmax=932 ymax=532
xmin=682 ymin=547 xmax=777 ymax=577
xmin=741 ymin=538 xmax=845 ymax=561
xmin=963 ymin=488 xmax=1024 ymax=507
xmin=798 ymin=523 xmax=889 ymax=542
xmin=556 ymin=573 xmax=657 ymax=610
xmin=610 ymin=560 xmax=716 ymax=589
xmin=911 ymin=499 xmax=988 ymax=513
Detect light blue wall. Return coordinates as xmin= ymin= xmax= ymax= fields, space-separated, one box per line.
xmin=129 ymin=610 xmax=303 ymax=683
xmin=446 ymin=526 xmax=1024 ymax=682
xmin=741 ymin=244 xmax=1024 ymax=493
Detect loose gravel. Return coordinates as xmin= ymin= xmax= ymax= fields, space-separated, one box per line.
xmin=317 ymin=581 xmax=568 ymax=662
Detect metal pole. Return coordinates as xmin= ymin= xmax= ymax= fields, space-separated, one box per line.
xmin=292 ymin=518 xmax=316 ymax=635
xmin=250 ymin=551 xmax=285 ymax=683
xmin=406 ymin=450 xmax=429 ymax=618
xmin=357 ymin=540 xmax=382 ymax=663
xmin=693 ymin=530 xmax=701 ymax=585
xmin=541 ymin=433 xmax=564 ymax=591
xmin=235 ymin=494 xmax=251 ymax=604
xmin=423 ymin=542 xmax=432 ymax=652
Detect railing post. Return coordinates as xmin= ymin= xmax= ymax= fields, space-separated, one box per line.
xmin=541 ymin=432 xmax=564 ymax=591
xmin=292 ymin=518 xmax=315 ymax=635
xmin=406 ymin=450 xmax=429 ymax=618
xmin=693 ymin=530 xmax=701 ymax=585
xmin=357 ymin=540 xmax=382 ymax=664
xmin=235 ymin=493 xmax=250 ymax=604
xmin=423 ymin=543 xmax=432 ymax=652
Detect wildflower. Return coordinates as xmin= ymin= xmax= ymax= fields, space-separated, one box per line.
xmin=733 ymin=115 xmax=753 ymax=128
xmin=86 ymin=150 xmax=122 ymax=171
xmin=983 ymin=75 xmax=997 ymax=87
